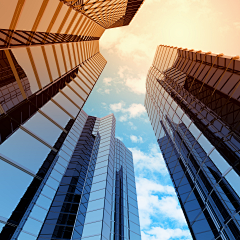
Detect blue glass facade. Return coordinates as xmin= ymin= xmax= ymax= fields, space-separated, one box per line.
xmin=0 ymin=110 xmax=141 ymax=240
xmin=145 ymin=45 xmax=240 ymax=239
xmin=111 ymin=139 xmax=141 ymax=240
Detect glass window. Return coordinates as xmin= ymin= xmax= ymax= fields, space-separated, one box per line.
xmin=103 ymin=210 xmax=110 ymax=225
xmin=102 ymin=222 xmax=110 ymax=239
xmin=129 ymin=212 xmax=140 ymax=226
xmin=129 ymin=230 xmax=141 ymax=240
xmin=22 ymin=217 xmax=43 ymax=236
xmin=209 ymin=149 xmax=230 ymax=175
xmin=89 ymin=189 xmax=105 ymax=201
xmin=92 ymin=173 xmax=107 ymax=184
xmin=181 ymin=114 xmax=191 ymax=128
xmin=18 ymin=231 xmax=36 ymax=240
xmin=94 ymin=166 xmax=108 ymax=176
xmin=82 ymin=221 xmax=102 ymax=238
xmin=84 ymin=209 xmax=103 ymax=223
xmin=198 ymin=134 xmax=213 ymax=154
xmin=225 ymin=169 xmax=240 ymax=196
xmin=53 ymin=91 xmax=79 ymax=118
xmin=41 ymin=100 xmax=70 ymax=128
xmin=0 ymin=160 xmax=33 ymax=219
xmin=95 ymin=160 xmax=108 ymax=170
xmin=176 ymin=106 xmax=184 ymax=119
xmin=87 ymin=198 xmax=105 ymax=212
xmin=91 ymin=180 xmax=106 ymax=192
xmin=81 ymin=235 xmax=101 ymax=240
xmin=0 ymin=129 xmax=50 ymax=173
xmin=129 ymin=221 xmax=140 ymax=235
xmin=189 ymin=122 xmax=201 ymax=139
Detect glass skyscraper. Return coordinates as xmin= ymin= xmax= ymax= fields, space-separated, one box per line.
xmin=0 ymin=1 xmax=144 ymax=239
xmin=145 ymin=45 xmax=240 ymax=239
xmin=0 ymin=110 xmax=141 ymax=240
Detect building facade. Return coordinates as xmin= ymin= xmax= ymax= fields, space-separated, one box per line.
xmin=145 ymin=45 xmax=240 ymax=239
xmin=0 ymin=0 xmax=144 ymax=144
xmin=0 ymin=1 xmax=144 ymax=239
xmin=0 ymin=111 xmax=141 ymax=240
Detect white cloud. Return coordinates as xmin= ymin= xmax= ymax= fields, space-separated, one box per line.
xmin=129 ymin=121 xmax=137 ymax=130
xmin=127 ymin=103 xmax=146 ymax=118
xmin=117 ymin=66 xmax=146 ymax=95
xmin=104 ymin=89 xmax=110 ymax=94
xmin=136 ymin=177 xmax=187 ymax=230
xmin=103 ymin=77 xmax=112 ymax=86
xmin=118 ymin=66 xmax=130 ymax=79
xmin=125 ymin=75 xmax=146 ymax=95
xmin=101 ymin=29 xmax=154 ymax=63
xmin=119 ymin=115 xmax=128 ymax=122
xmin=109 ymin=102 xmax=146 ymax=121
xmin=142 ymin=227 xmax=191 ymax=240
xmin=234 ymin=22 xmax=240 ymax=30
xmin=130 ymin=144 xmax=167 ymax=176
xmin=130 ymin=135 xmax=143 ymax=143
xmin=109 ymin=101 xmax=125 ymax=112
xmin=97 ymin=88 xmax=111 ymax=95
xmin=97 ymin=88 xmax=102 ymax=93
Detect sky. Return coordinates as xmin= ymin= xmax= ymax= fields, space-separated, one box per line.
xmin=83 ymin=0 xmax=240 ymax=239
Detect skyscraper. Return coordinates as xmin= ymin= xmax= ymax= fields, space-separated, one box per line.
xmin=0 ymin=1 xmax=144 ymax=239
xmin=145 ymin=45 xmax=240 ymax=239
xmin=0 ymin=110 xmax=141 ymax=240
xmin=0 ymin=0 xmax=144 ymax=144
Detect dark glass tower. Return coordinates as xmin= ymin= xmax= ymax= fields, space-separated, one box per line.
xmin=145 ymin=45 xmax=240 ymax=240
xmin=0 ymin=110 xmax=141 ymax=240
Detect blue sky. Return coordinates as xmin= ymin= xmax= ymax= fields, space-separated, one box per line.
xmin=83 ymin=0 xmax=240 ymax=239
xmin=83 ymin=51 xmax=192 ymax=239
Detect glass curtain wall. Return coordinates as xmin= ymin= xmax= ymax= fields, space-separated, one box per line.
xmin=145 ymin=45 xmax=240 ymax=240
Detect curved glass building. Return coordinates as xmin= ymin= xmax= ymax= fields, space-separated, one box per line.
xmin=145 ymin=45 xmax=240 ymax=240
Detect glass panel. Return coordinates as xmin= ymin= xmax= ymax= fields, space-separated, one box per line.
xmin=189 ymin=122 xmax=201 ymax=139
xmin=0 ymin=129 xmax=50 ymax=173
xmin=23 ymin=112 xmax=62 ymax=146
xmin=91 ymin=180 xmax=106 ymax=192
xmin=89 ymin=189 xmax=105 ymax=201
xmin=209 ymin=149 xmax=230 ymax=175
xmin=198 ymin=134 xmax=213 ymax=154
xmin=87 ymin=198 xmax=105 ymax=212
xmin=41 ymin=100 xmax=70 ymax=128
xmin=82 ymin=221 xmax=102 ymax=238
xmin=225 ymin=169 xmax=240 ymax=196
xmin=0 ymin=160 xmax=33 ymax=219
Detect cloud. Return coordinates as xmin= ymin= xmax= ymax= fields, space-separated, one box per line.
xmin=130 ymin=144 xmax=189 ymax=237
xmin=125 ymin=75 xmax=146 ymax=95
xmin=127 ymin=103 xmax=146 ymax=118
xmin=118 ymin=66 xmax=130 ymax=79
xmin=117 ymin=66 xmax=146 ymax=95
xmin=234 ymin=22 xmax=240 ymax=30
xmin=142 ymin=227 xmax=191 ymax=240
xmin=130 ymin=135 xmax=143 ymax=143
xmin=109 ymin=102 xmax=146 ymax=121
xmin=101 ymin=29 xmax=154 ymax=63
xmin=129 ymin=121 xmax=137 ymax=130
xmin=109 ymin=102 xmax=125 ymax=112
xmin=104 ymin=89 xmax=110 ymax=94
xmin=136 ymin=177 xmax=187 ymax=230
xmin=103 ymin=77 xmax=112 ymax=86
xmin=119 ymin=115 xmax=128 ymax=122
xmin=130 ymin=144 xmax=167 ymax=175
xmin=97 ymin=87 xmax=111 ymax=94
